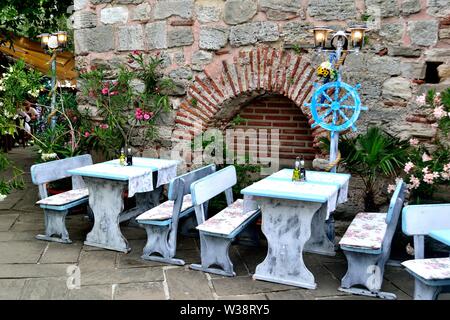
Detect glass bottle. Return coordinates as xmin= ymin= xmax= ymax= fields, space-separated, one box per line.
xmin=119 ymin=148 xmax=126 ymax=166
xmin=292 ymin=157 xmax=300 ymax=182
xmin=126 ymin=147 xmax=133 ymax=166
xmin=300 ymin=156 xmax=306 ymax=181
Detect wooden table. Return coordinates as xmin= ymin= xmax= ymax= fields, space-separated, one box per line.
xmin=241 ymin=169 xmax=350 ymax=289
xmin=68 ymin=157 xmax=178 ymax=253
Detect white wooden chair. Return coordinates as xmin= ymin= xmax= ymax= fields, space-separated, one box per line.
xmin=136 ymin=164 xmax=216 ymax=266
xmin=31 ymin=155 xmax=93 ymax=243
xmin=338 ymin=180 xmax=407 ymax=299
xmin=189 ymin=165 xmax=261 ymax=277
xmin=401 ymin=203 xmax=450 ymax=300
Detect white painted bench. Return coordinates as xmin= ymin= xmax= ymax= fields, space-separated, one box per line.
xmin=338 ymin=180 xmax=407 ymax=299
xmin=189 ymin=165 xmax=261 ymax=277
xmin=402 ymin=203 xmax=450 ymax=300
xmin=31 ymin=154 xmax=93 ymax=243
xmin=136 ymin=164 xmax=216 ymax=266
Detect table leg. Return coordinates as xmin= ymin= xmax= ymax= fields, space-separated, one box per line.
xmin=83 ymin=177 xmax=130 ymax=253
xmin=253 ymin=198 xmax=322 ymax=289
xmin=304 ymin=203 xmax=336 ymax=256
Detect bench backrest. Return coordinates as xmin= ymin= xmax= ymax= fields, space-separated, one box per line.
xmin=190 ymin=165 xmax=237 ymax=206
xmin=402 ymin=203 xmax=450 ymax=259
xmin=167 ymin=164 xmax=216 ymax=201
xmin=379 ymin=180 xmax=406 ymax=255
xmin=30 ymin=154 xmax=93 ymax=199
xmin=386 ymin=180 xmax=407 ymax=225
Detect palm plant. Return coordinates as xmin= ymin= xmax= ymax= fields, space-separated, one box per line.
xmin=321 ymin=127 xmax=410 ymax=211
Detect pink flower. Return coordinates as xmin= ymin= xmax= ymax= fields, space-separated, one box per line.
xmin=404 ymin=161 xmax=414 ymax=174
xmin=408 ymin=175 xmax=420 ymax=190
xmin=99 ymin=124 xmax=109 ymax=129
xmin=101 ymin=87 xmax=109 ymax=95
xmin=433 ymin=105 xmax=447 ymax=119
xmin=431 ymin=123 xmax=439 ymax=128
xmin=416 ymin=94 xmax=426 ymax=106
xmin=441 ymin=172 xmax=450 ymax=180
xmin=409 ymin=138 xmax=419 ymax=146
xmin=133 ymin=50 xmax=140 ymax=55
xmin=422 ymin=166 xmax=430 ymax=174
xmin=143 ymin=113 xmax=150 ymax=120
xmin=135 ymin=108 xmax=144 ymax=120
xmin=423 ymin=173 xmax=435 ymax=184
xmin=444 ymin=163 xmax=450 ymax=173
xmin=434 ymin=92 xmax=441 ymax=105
xmin=422 ymin=153 xmax=432 ymax=162
xmin=84 ymin=131 xmax=90 ymax=138
xmin=110 ymin=91 xmax=119 ymax=96
xmin=387 ymin=184 xmax=396 ymax=193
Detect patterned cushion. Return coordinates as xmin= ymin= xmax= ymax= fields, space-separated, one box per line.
xmin=339 ymin=212 xmax=387 ymax=250
xmin=197 ymin=199 xmax=259 ymax=236
xmin=36 ymin=188 xmax=89 ymax=206
xmin=402 ymin=258 xmax=450 ymax=281
xmin=137 ymin=194 xmax=193 ymax=221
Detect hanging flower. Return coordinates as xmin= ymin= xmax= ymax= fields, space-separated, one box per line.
xmin=404 ymin=161 xmax=414 ymax=174
xmin=409 ymin=138 xmax=419 ymax=146
xmin=415 ymin=94 xmax=426 ymax=106
xmin=408 ymin=176 xmax=420 ymax=190
xmin=433 ymin=105 xmax=448 ymax=119
xmin=387 ymin=184 xmax=396 ymax=193
xmin=101 ymin=87 xmax=109 ymax=95
xmin=422 ymin=153 xmax=432 ymax=162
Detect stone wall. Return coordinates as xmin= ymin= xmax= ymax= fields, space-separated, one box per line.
xmin=73 ymin=0 xmax=450 ymax=158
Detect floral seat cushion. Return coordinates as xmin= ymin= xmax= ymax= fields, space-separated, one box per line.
xmin=137 ymin=194 xmax=193 ymax=221
xmin=36 ymin=188 xmax=89 ymax=206
xmin=339 ymin=212 xmax=387 ymax=250
xmin=196 ymin=199 xmax=259 ymax=236
xmin=402 ymin=258 xmax=450 ymax=281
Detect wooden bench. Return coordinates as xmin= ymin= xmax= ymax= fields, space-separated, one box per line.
xmin=338 ymin=180 xmax=406 ymax=299
xmin=189 ymin=165 xmax=261 ymax=277
xmin=401 ymin=203 xmax=450 ymax=300
xmin=31 ymin=155 xmax=93 ymax=243
xmin=136 ymin=164 xmax=216 ymax=266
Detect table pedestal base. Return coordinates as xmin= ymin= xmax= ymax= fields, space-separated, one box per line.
xmin=253 ymin=198 xmax=322 ymax=289
xmin=84 ymin=178 xmax=130 ymax=253
xmin=304 ymin=203 xmax=336 ymax=256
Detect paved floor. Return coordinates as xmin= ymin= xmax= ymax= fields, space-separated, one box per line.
xmin=0 ymin=147 xmax=447 ymax=300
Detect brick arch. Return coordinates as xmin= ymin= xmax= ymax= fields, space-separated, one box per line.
xmin=174 ymin=46 xmax=326 ymax=148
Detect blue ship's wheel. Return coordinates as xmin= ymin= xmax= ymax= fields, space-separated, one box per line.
xmin=305 ymin=81 xmax=367 ymax=132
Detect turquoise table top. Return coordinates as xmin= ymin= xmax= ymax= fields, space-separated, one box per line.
xmin=429 ymin=229 xmax=450 ymax=247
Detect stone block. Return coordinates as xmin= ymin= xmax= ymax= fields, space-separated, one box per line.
xmin=230 ymin=21 xmax=279 ymax=46
xmin=408 ymin=20 xmax=439 ymax=47
xmin=154 ymin=0 xmax=194 ymax=20
xmin=167 ymin=27 xmax=194 ymax=48
xmin=117 ymin=25 xmax=145 ymax=51
xmin=75 ymin=26 xmax=115 ymax=54
xmin=438 ymin=64 xmax=450 ymax=81
xmin=260 ymin=0 xmax=303 ymax=20
xmin=0 ymin=279 xmax=27 ymax=299
xmin=427 ymin=0 xmax=450 ymax=18
xmin=307 ymin=0 xmax=357 ymax=20
xmin=388 ymin=46 xmax=422 ymax=57
xmin=115 ymin=0 xmax=144 ymax=3
xmin=401 ymin=61 xmax=426 ymax=79
xmin=40 ymin=242 xmax=83 ymax=264
xmin=439 ymin=27 xmax=450 ymax=39
xmin=0 ymin=214 xmax=18 ymax=231
xmin=281 ymin=21 xmax=313 ymax=44
xmin=379 ymin=22 xmax=405 ymax=43
xmin=131 ymin=2 xmax=151 ymax=21
xmin=145 ymin=21 xmax=167 ymax=49
xmin=382 ymin=77 xmax=412 ymax=100
xmin=114 ymin=282 xmax=166 ymax=300
xmin=72 ymin=11 xmax=97 ymax=30
xmin=365 ymin=0 xmax=399 ymax=18
xmin=199 ymin=27 xmax=229 ymax=50
xmin=192 ymin=50 xmax=213 ymax=71
xmin=196 ymin=5 xmax=222 ymax=23
xmin=91 ymin=0 xmax=112 ymax=3
xmin=74 ymin=0 xmax=88 ymax=10
xmin=367 ymin=56 xmax=402 ymax=76
xmin=0 ymin=241 xmax=47 ymax=264
xmin=20 ymin=277 xmax=69 ymax=300
xmin=100 ymin=7 xmax=128 ymax=24
xmin=401 ymin=0 xmax=422 ymax=14
xmin=424 ymin=48 xmax=450 ymax=62
xmin=224 ymin=0 xmax=258 ymax=25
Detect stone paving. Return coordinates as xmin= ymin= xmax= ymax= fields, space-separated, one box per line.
xmin=0 ymin=147 xmax=448 ymax=300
